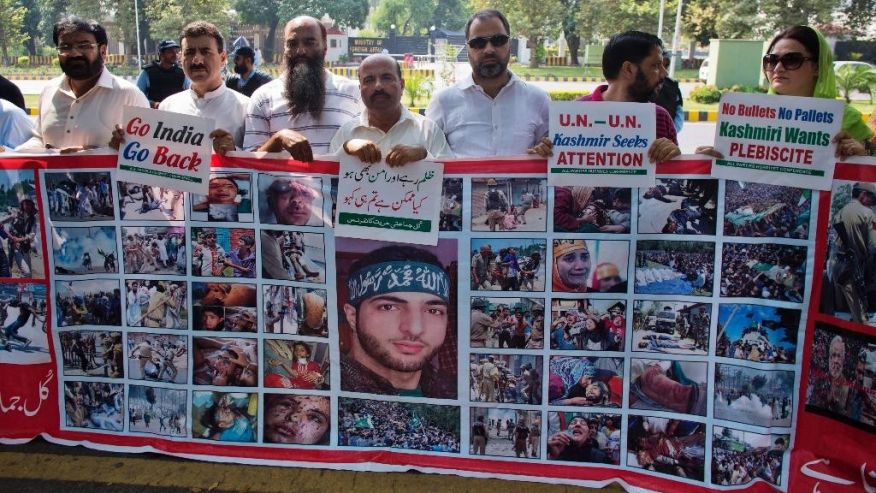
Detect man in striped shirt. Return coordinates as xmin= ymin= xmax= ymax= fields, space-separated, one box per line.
xmin=243 ymin=16 xmax=360 ymax=161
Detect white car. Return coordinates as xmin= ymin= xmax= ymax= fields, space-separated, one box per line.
xmin=698 ymin=59 xmax=709 ymax=81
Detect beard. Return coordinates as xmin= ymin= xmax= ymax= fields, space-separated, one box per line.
xmin=474 ymin=55 xmax=508 ymax=79
xmin=628 ymin=68 xmax=660 ymax=103
xmin=61 ymin=55 xmax=104 ymax=81
xmin=284 ymin=54 xmax=325 ymax=117
xmin=233 ymin=63 xmax=247 ymax=75
xmin=355 ymin=313 xmax=441 ymax=373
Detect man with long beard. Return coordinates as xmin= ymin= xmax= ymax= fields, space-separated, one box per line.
xmin=244 ymin=16 xmax=360 ymax=161
xmin=18 ymin=16 xmax=148 ymax=152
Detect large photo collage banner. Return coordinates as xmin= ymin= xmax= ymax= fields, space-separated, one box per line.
xmin=0 ymin=153 xmax=874 ymax=492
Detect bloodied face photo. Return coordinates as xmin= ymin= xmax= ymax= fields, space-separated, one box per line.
xmin=720 ymin=243 xmax=807 ymax=303
xmin=440 ymin=178 xmax=463 ymax=232
xmin=192 ymin=391 xmax=257 ymax=443
xmin=191 ymin=172 xmax=253 ymax=222
xmin=470 ymin=353 xmax=542 ymax=405
xmin=711 ymin=426 xmax=789 ymax=487
xmin=472 ymin=178 xmax=547 ymax=232
xmin=714 ymin=363 xmax=795 ymax=428
xmin=122 ymin=226 xmax=186 ymax=275
xmin=192 ymin=282 xmax=257 ymax=332
xmin=638 ymin=179 xmax=718 ymax=235
xmin=0 ymin=170 xmax=43 ymax=279
xmin=635 ymin=240 xmax=715 ymax=297
xmin=117 ymin=181 xmax=185 ymax=221
xmin=64 ymin=381 xmax=124 ymax=432
xmin=338 ymin=397 xmax=460 ymax=452
xmin=470 ymin=238 xmax=546 ymax=292
xmin=125 ymin=280 xmax=188 ymax=330
xmin=629 ymin=359 xmax=708 ymax=416
xmin=336 ymin=238 xmax=458 ymax=399
xmin=59 ymin=330 xmax=123 ymax=378
xmin=716 ymin=304 xmax=799 ymax=364
xmin=192 ymin=336 xmax=258 ymax=387
xmin=54 ymin=279 xmax=121 ymax=327
xmin=53 ymin=226 xmax=118 ymax=275
xmin=260 ymin=229 xmax=326 ymax=282
xmin=264 ymin=339 xmax=330 ymax=390
xmin=548 ymin=356 xmax=624 ymax=408
xmin=627 ymin=416 xmax=706 ymax=481
xmin=724 ymin=181 xmax=811 ymax=239
xmin=550 ymin=299 xmax=625 ymax=352
xmin=263 ymin=285 xmax=328 ymax=337
xmin=129 ymin=385 xmax=187 ymax=437
xmin=546 ymin=412 xmax=621 ymax=464
xmin=632 ymin=300 xmax=710 ymax=355
xmin=470 ymin=408 xmax=542 ymax=458
xmin=0 ymin=283 xmax=49 ymax=365
xmin=553 ymin=186 xmax=632 ymax=234
xmin=263 ymin=393 xmax=331 ymax=445
xmin=258 ymin=173 xmax=325 ymax=226
xmin=45 ymin=171 xmax=113 ymax=222
xmin=551 ymin=239 xmax=629 ymax=293
xmin=126 ymin=332 xmax=188 ymax=384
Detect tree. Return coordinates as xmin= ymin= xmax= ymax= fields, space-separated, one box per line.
xmin=38 ymin=0 xmax=69 ymax=46
xmin=560 ymin=0 xmax=581 ymax=66
xmin=373 ymin=0 xmax=434 ymax=36
xmin=0 ymin=0 xmax=30 ymax=60
xmin=277 ymin=0 xmax=369 ymax=30
xmin=145 ymin=0 xmax=232 ymax=42
xmin=233 ymin=0 xmax=280 ymax=65
xmin=20 ymin=0 xmax=40 ymax=55
xmin=432 ymin=0 xmax=470 ymax=31
xmin=835 ymin=64 xmax=876 ymax=103
xmin=470 ymin=0 xmax=564 ymax=68
xmin=840 ymin=0 xmax=876 ymax=38
xmin=758 ymin=0 xmax=839 ymax=35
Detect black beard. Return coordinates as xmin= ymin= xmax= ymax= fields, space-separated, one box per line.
xmin=628 ymin=69 xmax=659 ymax=103
xmin=474 ymin=57 xmax=508 ymax=79
xmin=233 ymin=63 xmax=247 ymax=74
xmin=284 ymin=55 xmax=325 ymax=118
xmin=61 ymin=55 xmax=104 ymax=81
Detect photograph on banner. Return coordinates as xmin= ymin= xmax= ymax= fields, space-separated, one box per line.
xmin=548 ymin=101 xmax=656 ymax=187
xmin=44 ymin=171 xmax=113 ymax=222
xmin=711 ymin=426 xmax=789 ymax=487
xmin=191 ymin=227 xmax=257 ymax=278
xmin=58 ymin=330 xmax=123 ymax=378
xmin=805 ymin=322 xmax=876 ymax=431
xmin=126 ymin=280 xmax=187 ymax=330
xmin=440 ymin=178 xmax=462 ymax=232
xmin=548 ymin=356 xmax=624 ymax=408
xmin=257 ymin=173 xmax=324 ymax=226
xmin=632 ymin=300 xmax=710 ymax=355
xmin=546 ymin=412 xmax=620 ymax=464
xmin=336 ymin=237 xmax=457 ymax=399
xmin=820 ymin=180 xmax=876 ymax=325
xmin=723 ymin=181 xmax=812 ymax=239
xmin=0 ymin=283 xmax=48 ymax=362
xmin=263 ymin=393 xmax=330 ymax=445
xmin=190 ymin=173 xmax=252 ymax=222
xmin=471 ymin=177 xmax=547 ymax=232
xmin=52 ymin=226 xmax=118 ymax=275
xmin=469 ymin=296 xmax=545 ymax=349
xmin=553 ymin=186 xmax=632 ymax=234
xmin=329 ymin=178 xmax=338 ymax=227
xmin=260 ymin=229 xmax=326 ymax=282
xmin=126 ymin=332 xmax=188 ymax=384
xmin=629 ymin=359 xmax=708 ymax=416
xmin=638 ymin=179 xmax=718 ymax=235
xmin=627 ymin=415 xmax=706 ymax=481
xmin=550 ymin=298 xmax=625 ymax=351
xmin=192 ymin=391 xmax=257 ymax=443
xmin=129 ymin=385 xmax=187 ymax=437
xmin=716 ymin=303 xmax=800 ymax=364
xmin=192 ymin=281 xmax=256 ymax=332
xmin=192 ymin=336 xmax=257 ymax=387
xmin=0 ymin=173 xmax=43 ymax=279
xmin=470 ymin=408 xmax=542 ymax=459
xmin=263 ymin=285 xmax=328 ymax=337
xmin=719 ymin=243 xmax=807 ymax=303
xmin=470 ymin=238 xmax=546 ymax=292
xmin=714 ymin=363 xmax=794 ymax=428
xmin=711 ymin=93 xmax=843 ymax=191
xmin=470 ymin=353 xmax=542 ymax=404
xmin=54 ymin=279 xmax=121 ymax=327
xmin=635 ymin=240 xmax=714 ymax=296
xmin=63 ymin=381 xmax=124 ymax=432
xmin=552 ymin=239 xmax=630 ymax=293
xmin=338 ymin=397 xmax=460 ymax=452
xmin=263 ymin=339 xmax=330 ymax=390
xmin=122 ymin=226 xmax=186 ymax=275
xmin=118 ymin=181 xmax=185 ymax=221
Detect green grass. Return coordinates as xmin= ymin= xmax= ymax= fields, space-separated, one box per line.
xmin=510 ymin=63 xmax=700 ymax=80
xmin=24 ymin=94 xmax=39 ymax=109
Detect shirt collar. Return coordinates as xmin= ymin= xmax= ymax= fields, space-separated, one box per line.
xmin=190 ymin=83 xmax=226 ymax=100
xmin=356 ymin=105 xmax=414 ymax=131
xmin=460 ymin=71 xmax=520 ymax=95
xmin=61 ymin=67 xmax=115 ymax=96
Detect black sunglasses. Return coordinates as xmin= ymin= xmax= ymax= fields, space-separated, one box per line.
xmin=467 ymin=34 xmax=510 ymax=50
xmin=762 ymin=52 xmax=814 ymax=71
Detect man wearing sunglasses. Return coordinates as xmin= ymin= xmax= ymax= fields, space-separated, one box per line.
xmin=426 ymin=9 xmax=552 ymax=157
xmin=17 ymin=16 xmax=148 ymax=152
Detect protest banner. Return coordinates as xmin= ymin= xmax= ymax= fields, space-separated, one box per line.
xmin=335 ymin=155 xmax=443 ymax=245
xmin=712 ymin=93 xmax=843 ymax=190
xmin=548 ymin=102 xmax=656 ymax=188
xmin=0 ymin=152 xmax=873 ymax=493
xmin=115 ymin=106 xmax=215 ymax=195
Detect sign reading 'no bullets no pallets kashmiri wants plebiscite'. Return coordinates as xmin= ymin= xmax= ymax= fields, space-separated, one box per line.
xmin=116 ymin=106 xmax=215 ymax=195
xmin=712 ymin=93 xmax=843 ymax=191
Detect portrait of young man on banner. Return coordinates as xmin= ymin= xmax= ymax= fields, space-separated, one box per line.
xmin=257 ymin=173 xmax=325 ymax=226
xmin=263 ymin=393 xmax=330 ymax=445
xmin=336 ymin=238 xmax=457 ymax=399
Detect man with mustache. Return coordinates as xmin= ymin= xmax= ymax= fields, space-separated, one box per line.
xmin=225 ymin=46 xmax=272 ymax=97
xmin=17 ymin=16 xmax=148 ymax=152
xmin=244 ymin=16 xmax=360 ymax=161
xmin=425 ymin=9 xmax=552 ymax=158
xmin=329 ymin=54 xmax=450 ymax=166
xmin=340 ymin=245 xmax=456 ymax=398
xmin=136 ymin=39 xmax=188 ymax=108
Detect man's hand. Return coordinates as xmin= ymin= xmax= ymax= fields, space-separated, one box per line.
xmin=0 ymin=146 xmax=5 ymax=153
xmin=527 ymin=137 xmax=553 ymax=157
xmin=109 ymin=124 xmax=125 ymax=150
xmin=343 ymin=139 xmax=381 ymax=163
xmin=648 ymin=137 xmax=681 ymax=163
xmin=210 ymin=129 xmax=235 ymax=156
xmin=833 ymin=131 xmax=866 ymax=159
xmin=694 ymin=146 xmax=724 ymax=159
xmin=59 ymin=145 xmax=99 ymax=154
xmin=547 ymin=431 xmax=570 ymax=459
xmin=258 ymin=129 xmax=314 ymax=162
xmin=386 ymin=144 xmax=427 ymax=167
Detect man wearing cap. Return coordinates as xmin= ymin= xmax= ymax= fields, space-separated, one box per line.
xmin=828 ymin=182 xmax=876 ymax=323
xmin=471 ymin=244 xmax=494 ymax=290
xmin=340 ymin=245 xmax=456 ymax=398
xmin=329 ymin=54 xmax=450 ymax=166
xmin=226 ymin=46 xmax=272 ymax=97
xmin=264 ymin=178 xmax=320 ymax=225
xmin=470 ymin=298 xmax=498 ymax=348
xmin=136 ymin=39 xmax=189 ymax=108
xmin=483 ymin=179 xmax=508 ymax=232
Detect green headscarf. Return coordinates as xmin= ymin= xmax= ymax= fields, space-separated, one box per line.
xmin=768 ymin=26 xmax=873 ymax=142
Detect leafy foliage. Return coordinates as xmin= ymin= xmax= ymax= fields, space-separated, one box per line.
xmin=0 ymin=0 xmax=30 ymax=59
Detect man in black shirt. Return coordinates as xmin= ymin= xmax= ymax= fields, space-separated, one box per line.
xmin=651 ymin=52 xmax=684 ymax=132
xmin=136 ymin=39 xmax=187 ymax=108
xmin=225 ymin=46 xmax=272 ymax=97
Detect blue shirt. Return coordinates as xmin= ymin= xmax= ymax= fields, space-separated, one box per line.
xmin=1 ymin=100 xmax=34 ymax=149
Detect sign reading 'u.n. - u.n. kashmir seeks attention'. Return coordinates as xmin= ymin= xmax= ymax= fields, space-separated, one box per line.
xmin=712 ymin=93 xmax=843 ymax=190
xmin=116 ymin=106 xmax=214 ymax=195
xmin=548 ymin=101 xmax=656 ymax=188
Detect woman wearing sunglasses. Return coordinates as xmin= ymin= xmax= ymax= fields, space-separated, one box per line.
xmin=699 ymin=26 xmax=873 ymax=158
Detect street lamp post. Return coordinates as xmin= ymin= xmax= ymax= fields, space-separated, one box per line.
xmin=669 ymin=0 xmax=683 ymax=77
xmin=133 ymin=0 xmax=143 ymax=69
